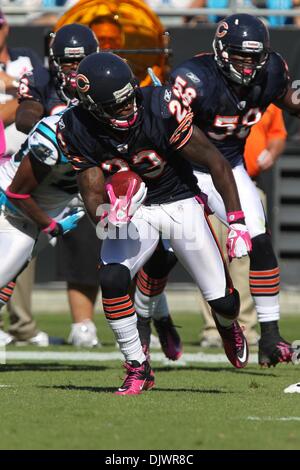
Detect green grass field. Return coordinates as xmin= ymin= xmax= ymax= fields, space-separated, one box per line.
xmin=0 ymin=312 xmax=300 ymax=450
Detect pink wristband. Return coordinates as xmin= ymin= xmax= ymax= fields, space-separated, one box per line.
xmin=227 ymin=210 xmax=245 ymax=224
xmin=42 ymin=219 xmax=57 ymax=234
xmin=6 ymin=186 xmax=31 ymax=200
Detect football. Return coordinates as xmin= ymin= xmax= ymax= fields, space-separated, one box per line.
xmin=106 ymin=170 xmax=142 ymax=198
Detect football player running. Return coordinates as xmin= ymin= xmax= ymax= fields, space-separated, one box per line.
xmin=135 ymin=13 xmax=300 ymax=367
xmin=57 ymin=52 xmax=252 ymax=395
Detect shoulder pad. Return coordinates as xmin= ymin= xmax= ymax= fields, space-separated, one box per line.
xmin=28 ymin=115 xmax=63 ymax=166
xmin=18 ymin=66 xmax=50 ymax=102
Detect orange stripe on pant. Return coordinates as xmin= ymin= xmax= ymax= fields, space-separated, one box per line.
xmin=250 ymin=286 xmax=280 ymax=295
xmin=102 ymin=295 xmax=130 ymax=306
xmin=250 ymin=268 xmax=280 ymax=277
xmin=104 ymin=306 xmax=135 ymax=320
xmin=139 ymin=270 xmax=167 ymax=286
xmin=136 ymin=283 xmax=165 ymax=297
xmin=0 ymin=293 xmax=9 ymax=302
xmin=136 ymin=278 xmax=166 ymax=297
xmin=103 ymin=295 xmax=135 ymax=321
xmin=104 ymin=300 xmax=132 ymax=313
xmin=250 ymin=277 xmax=280 ymax=286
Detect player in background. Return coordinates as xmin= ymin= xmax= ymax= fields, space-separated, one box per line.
xmin=57 ymin=52 xmax=252 ymax=394
xmin=0 ymin=9 xmax=45 ymax=346
xmin=198 ymin=104 xmax=287 ymax=348
xmin=134 ymin=13 xmax=300 ymax=367
xmin=11 ymin=23 xmax=100 ymax=347
xmin=16 ymin=23 xmax=99 ymax=132
xmin=0 ymin=114 xmax=84 ymax=319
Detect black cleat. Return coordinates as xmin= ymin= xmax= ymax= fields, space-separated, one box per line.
xmin=137 ymin=315 xmax=151 ymax=360
xmin=153 ymin=315 xmax=182 ymax=361
xmin=259 ymin=336 xmax=294 ymax=367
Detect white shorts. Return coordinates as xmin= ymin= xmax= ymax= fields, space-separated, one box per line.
xmin=0 ymin=206 xmax=70 ymax=289
xmin=195 ymin=163 xmax=266 ymax=238
xmin=100 ymin=197 xmax=230 ymax=301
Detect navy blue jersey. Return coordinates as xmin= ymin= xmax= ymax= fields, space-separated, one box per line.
xmin=18 ymin=66 xmax=67 ymax=117
xmin=171 ymin=52 xmax=289 ymax=169
xmin=57 ymin=86 xmax=199 ymax=205
xmin=8 ymin=47 xmax=43 ymax=70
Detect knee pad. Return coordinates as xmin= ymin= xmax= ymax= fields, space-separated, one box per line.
xmin=99 ymin=264 xmax=131 ymax=298
xmin=249 ymin=233 xmax=278 ymax=271
xmin=143 ymin=240 xmax=177 ymax=278
xmin=208 ymin=288 xmax=240 ymax=320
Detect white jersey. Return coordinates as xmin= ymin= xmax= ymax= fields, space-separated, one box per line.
xmin=1 ymin=54 xmax=37 ymax=155
xmin=0 ymin=114 xmax=77 ymax=219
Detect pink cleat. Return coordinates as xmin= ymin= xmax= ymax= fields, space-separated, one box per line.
xmin=212 ymin=313 xmax=249 ymax=368
xmin=115 ymin=360 xmax=155 ymax=395
xmin=153 ymin=316 xmax=183 ymax=361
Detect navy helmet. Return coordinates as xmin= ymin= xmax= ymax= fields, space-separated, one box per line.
xmin=76 ymin=52 xmax=143 ymax=131
xmin=213 ymin=14 xmax=270 ymax=86
xmin=49 ymin=23 xmax=99 ymax=102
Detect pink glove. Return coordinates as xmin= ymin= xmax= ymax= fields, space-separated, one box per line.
xmin=226 ymin=211 xmax=252 ymax=261
xmin=105 ymin=180 xmax=147 ymax=227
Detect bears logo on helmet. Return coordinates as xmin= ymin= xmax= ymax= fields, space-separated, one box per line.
xmin=49 ymin=23 xmax=99 ymax=103
xmin=76 ymin=52 xmax=143 ymax=131
xmin=213 ymin=14 xmax=270 ymax=86
xmin=76 ymin=74 xmax=90 ymax=93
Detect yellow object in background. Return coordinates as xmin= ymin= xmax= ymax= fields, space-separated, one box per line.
xmin=54 ymin=0 xmax=168 ymax=84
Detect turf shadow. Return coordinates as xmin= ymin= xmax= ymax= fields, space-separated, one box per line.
xmin=152 ymin=387 xmax=228 ymax=393
xmin=0 ymin=363 xmax=109 ymax=372
xmin=39 ymin=384 xmax=228 ymax=394
xmin=155 ymin=365 xmax=277 ymax=377
xmin=39 ymin=384 xmax=117 ymax=393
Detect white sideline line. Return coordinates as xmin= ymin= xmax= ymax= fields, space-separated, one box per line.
xmin=247 ymin=417 xmax=300 ymax=422
xmin=3 ymin=351 xmax=258 ymax=364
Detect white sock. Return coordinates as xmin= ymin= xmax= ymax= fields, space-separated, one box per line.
xmin=135 ymin=287 xmax=169 ymax=320
xmin=254 ymin=294 xmax=280 ymax=323
xmin=108 ymin=314 xmax=146 ymax=364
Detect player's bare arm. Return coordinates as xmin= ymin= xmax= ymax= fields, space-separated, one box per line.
xmin=7 ymin=152 xmax=52 ymax=228
xmin=15 ymin=100 xmax=44 ymax=134
xmin=77 ymin=166 xmax=106 ymax=225
xmin=180 ymin=125 xmax=242 ymax=214
xmin=0 ymin=98 xmax=18 ymax=127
